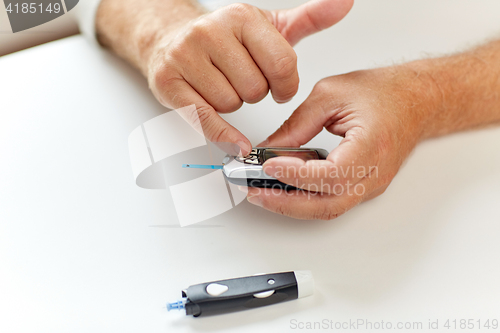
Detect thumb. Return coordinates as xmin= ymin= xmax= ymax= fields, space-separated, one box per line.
xmin=270 ymin=0 xmax=354 ymax=46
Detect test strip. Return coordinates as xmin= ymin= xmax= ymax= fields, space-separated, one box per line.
xmin=182 ymin=164 xmax=223 ymax=170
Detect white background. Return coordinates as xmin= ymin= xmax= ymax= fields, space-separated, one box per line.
xmin=1 ymin=1 xmax=500 ymax=332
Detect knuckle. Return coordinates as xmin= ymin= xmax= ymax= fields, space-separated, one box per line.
xmin=242 ymin=80 xmax=269 ymax=103
xmin=195 ymin=105 xmax=232 ymax=143
xmin=312 ymin=78 xmax=333 ymax=97
xmin=195 ymin=105 xmax=213 ymax=123
xmin=190 ymin=105 xmax=214 ymax=132
xmin=224 ymin=3 xmax=257 ymax=18
xmin=216 ymin=94 xmax=243 ymax=113
xmin=152 ymin=67 xmax=174 ymax=89
xmin=186 ymin=20 xmax=213 ymax=41
xmin=168 ymin=36 xmax=193 ymax=60
xmin=150 ymin=67 xmax=181 ymax=105
xmin=213 ymin=126 xmax=230 ymax=143
xmin=268 ymin=53 xmax=297 ymax=81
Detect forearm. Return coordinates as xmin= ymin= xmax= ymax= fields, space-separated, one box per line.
xmin=95 ymin=0 xmax=206 ymax=75
xmin=406 ymin=40 xmax=500 ymax=139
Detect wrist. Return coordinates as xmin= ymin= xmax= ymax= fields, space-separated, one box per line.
xmin=395 ymin=60 xmax=447 ymax=141
xmin=401 ymin=43 xmax=500 ymax=139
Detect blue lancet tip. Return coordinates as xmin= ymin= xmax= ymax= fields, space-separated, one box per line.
xmin=167 ymin=300 xmax=186 ymax=311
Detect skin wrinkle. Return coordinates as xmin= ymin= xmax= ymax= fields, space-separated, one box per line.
xmin=280 ymin=119 xmax=304 ymax=147
xmin=387 ymin=66 xmax=435 ymax=153
xmin=270 ymin=10 xmax=288 ymax=44
xmin=304 ymin=5 xmax=322 ymax=33
xmin=325 ymin=107 xmax=360 ymax=135
xmin=410 ymin=68 xmax=445 ymax=140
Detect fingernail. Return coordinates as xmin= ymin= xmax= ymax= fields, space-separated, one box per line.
xmin=247 ymin=195 xmax=262 ymax=207
xmin=236 ymin=141 xmax=251 ymax=156
xmin=263 ymin=166 xmax=276 ymax=177
xmin=237 ymin=186 xmax=248 ymax=193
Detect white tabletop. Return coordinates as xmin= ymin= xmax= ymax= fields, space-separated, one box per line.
xmin=1 ymin=1 xmax=500 ymax=332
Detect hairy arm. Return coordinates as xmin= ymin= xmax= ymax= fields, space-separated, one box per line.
xmin=95 ymin=0 xmax=205 ymax=75
xmin=412 ymin=40 xmax=500 ymax=138
xmin=417 ymin=41 xmax=500 ymax=136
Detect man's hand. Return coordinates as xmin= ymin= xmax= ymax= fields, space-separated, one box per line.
xmin=96 ymin=0 xmax=353 ymax=155
xmin=246 ymin=41 xmax=500 ymax=219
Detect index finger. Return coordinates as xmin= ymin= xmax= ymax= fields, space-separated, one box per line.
xmin=153 ymin=76 xmax=252 ymax=155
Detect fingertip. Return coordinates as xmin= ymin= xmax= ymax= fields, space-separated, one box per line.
xmin=237 ymin=185 xmax=248 ymax=193
xmin=246 ymin=187 xmax=259 ymax=194
xmin=247 ymin=195 xmax=263 ymax=207
xmin=344 ymin=0 xmax=355 ymax=13
xmin=236 ymin=140 xmax=252 ymax=156
xmin=280 ymin=0 xmax=354 ymax=46
xmin=274 ymin=96 xmax=293 ymax=104
xmin=263 ymin=165 xmax=276 ymax=177
xmin=313 ymin=0 xmax=354 ymax=28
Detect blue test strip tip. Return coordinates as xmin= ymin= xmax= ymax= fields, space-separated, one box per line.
xmin=182 ymin=164 xmax=223 ymax=169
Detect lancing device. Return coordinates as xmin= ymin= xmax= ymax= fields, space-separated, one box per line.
xmin=167 ymin=270 xmax=314 ymax=317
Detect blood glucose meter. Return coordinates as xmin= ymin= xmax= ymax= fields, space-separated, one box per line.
xmin=221 ymin=147 xmax=328 ymax=189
